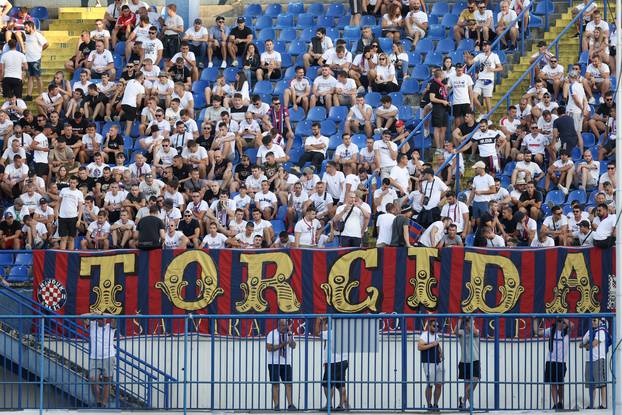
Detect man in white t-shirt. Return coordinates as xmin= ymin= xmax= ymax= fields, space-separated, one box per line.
xmin=283 ymin=66 xmax=311 ymax=113
xmin=470 ymin=161 xmax=495 ymax=219
xmin=141 ymin=27 xmax=164 ymax=66
xmin=566 ymin=71 xmax=589 ymax=135
xmin=0 ymin=39 xmax=28 ymax=98
xmin=311 ymin=65 xmax=337 ymax=110
xmin=405 ymin=0 xmax=428 ymax=47
xmin=440 ymin=191 xmax=470 ymax=237
xmin=373 ymin=178 xmax=398 ymax=214
xmin=333 ymin=70 xmax=357 ymax=107
xmin=583 ymin=55 xmax=611 ymax=104
xmin=84 ymin=313 xmax=117 ymax=408
xmin=577 ymin=149 xmax=600 ymax=190
xmin=376 ymin=203 xmax=397 ymax=247
xmin=579 ymin=317 xmax=608 ymax=408
xmin=345 ymin=95 xmax=373 ymax=137
xmin=334 ymin=192 xmax=371 ymax=247
xmin=539 ymin=57 xmax=564 ymax=100
xmin=541 ymin=205 xmax=569 ymax=246
xmin=58 ymin=176 xmax=84 ymax=250
xmin=472 ymin=41 xmax=502 ymax=113
xmin=266 ymin=319 xmax=296 ymax=411
xmin=87 ymin=40 xmax=116 ymax=79
xmin=374 ymin=130 xmax=398 ymax=179
xmin=200 ymin=222 xmax=228 ymax=249
xmin=120 ymin=73 xmax=146 ymax=136
xmin=448 ymin=63 xmax=474 ymax=128
xmin=82 ymin=211 xmax=111 ymax=249
xmin=294 ymin=207 xmax=322 ymax=247
xmin=298 ymin=122 xmax=329 ymax=172
xmin=257 ymin=39 xmax=282 ymax=81
xmin=23 ymin=21 xmax=49 ymax=100
xmin=419 ymin=217 xmax=452 ymax=248
xmin=592 ymin=203 xmax=616 ymax=248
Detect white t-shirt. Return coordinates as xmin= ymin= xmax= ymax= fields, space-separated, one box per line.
xmin=294 ymin=217 xmax=321 ymax=246
xmin=389 ymin=165 xmax=410 ymax=194
xmin=586 ymin=62 xmax=610 ymax=82
xmin=304 ymin=135 xmax=329 ymax=156
xmin=260 ymin=50 xmax=282 ymax=66
xmin=448 ymin=74 xmax=474 ymax=105
xmin=266 ymin=328 xmax=293 ymax=365
xmin=376 ymin=212 xmax=396 ymax=246
xmin=373 ymin=140 xmax=398 ymax=168
xmin=289 ymin=77 xmax=311 ymax=94
xmin=594 ymin=214 xmax=616 ymax=241
xmin=440 ymin=201 xmax=469 ymax=233
xmin=32 ymin=133 xmax=49 ymax=164
xmin=201 ymin=233 xmax=228 ymax=249
xmin=24 ymin=31 xmax=47 ymax=62
xmin=289 ymin=191 xmax=308 ymax=213
xmin=373 ymin=188 xmax=398 ymax=213
xmin=322 ymin=171 xmax=345 ymax=201
xmin=582 ymin=327 xmax=607 ymax=361
xmin=541 ymin=64 xmax=564 ymax=80
xmin=421 ymin=177 xmax=448 ymax=209
xmin=59 ymin=187 xmax=84 ymax=218
xmin=472 ymin=173 xmax=495 ymax=202
xmin=567 ymin=81 xmax=586 ymax=113
xmin=87 ymin=50 xmax=114 ymax=70
xmin=335 ymin=143 xmax=359 ymax=161
xmin=473 ymin=52 xmax=501 ymax=81
xmin=87 ymin=220 xmax=111 ymax=239
xmin=524 ymin=133 xmax=549 ymax=155
xmin=313 ymin=75 xmax=338 ymax=94
xmin=497 ymin=9 xmax=518 ymax=28
xmin=406 ymin=10 xmax=428 ymax=34
xmin=531 ymin=236 xmax=555 ymax=247
xmin=257 ymin=144 xmax=285 ymax=162
xmin=375 ymin=64 xmax=397 ymax=84
xmin=164 ymin=230 xmax=185 ymax=248
xmin=335 ymin=202 xmax=371 ymax=238
xmin=472 ymin=129 xmax=500 ymax=157
xmin=89 ymin=323 xmax=116 ymax=359
xmin=0 ymin=50 xmax=27 ymax=79
xmin=5 ymin=163 xmax=28 ymax=181
xmin=419 ymin=221 xmax=446 ymax=247
xmin=254 ymin=191 xmax=278 ymax=211
xmin=121 ymin=79 xmax=146 ymax=108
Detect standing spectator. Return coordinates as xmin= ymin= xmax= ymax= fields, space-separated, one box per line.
xmin=83 ymin=313 xmax=117 ymax=409
xmin=418 ymin=319 xmax=444 ymax=411
xmin=441 ymin=191 xmax=470 ymax=238
xmin=453 ymin=317 xmax=480 ymax=410
xmin=159 ymin=4 xmax=184 ymax=59
xmin=119 ymin=73 xmax=145 ymax=136
xmin=448 ymin=63 xmax=474 ymax=129
xmin=0 ymin=39 xmax=28 ymax=99
xmin=57 ymin=176 xmax=84 ymax=250
xmin=429 ymin=68 xmax=450 ymax=149
xmin=266 ymin=319 xmax=297 ymax=411
xmin=566 ymin=71 xmax=589 ymax=137
xmin=472 ymin=41 xmax=503 ymax=114
xmin=374 ymin=130 xmax=398 ymax=179
xmin=390 ymin=206 xmax=415 ymax=247
xmin=23 ymin=21 xmax=48 ymax=101
xmin=316 ymin=317 xmax=350 ymax=411
xmin=552 ymin=106 xmax=581 ymax=154
xmin=334 ymin=192 xmax=371 ymax=247
xmin=294 ymin=207 xmax=321 ymax=247
xmin=579 ymin=318 xmax=608 ymax=409
xmin=534 ymin=318 xmax=572 ymax=410
xmin=376 ymin=203 xmax=397 ymax=247
xmin=135 ymin=204 xmax=166 ymax=249
xmin=227 ymin=17 xmax=253 ymax=67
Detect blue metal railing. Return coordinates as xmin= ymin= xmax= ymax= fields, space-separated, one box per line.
xmin=397 ymin=1 xmax=534 ymax=160
xmin=435 ymin=0 xmax=596 ymax=182
xmin=0 ymin=312 xmax=615 ymax=414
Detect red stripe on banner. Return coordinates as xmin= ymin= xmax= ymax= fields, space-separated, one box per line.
xmin=403 ymin=249 xmax=415 ymax=314
xmin=73 ymin=253 xmax=91 ymax=315
xmin=148 ymin=250 xmax=162 ymax=333
xmin=519 ymin=250 xmax=535 ymax=314
xmin=382 ymin=247 xmax=396 ymax=313
xmin=448 ymin=248 xmax=463 ymax=313
xmin=313 ymin=250 xmax=327 ymax=314
xmin=33 ymin=251 xmax=44 ymax=286
xmin=544 ymin=248 xmax=559 ymax=308
xmin=216 ymin=249 xmax=232 ymax=316
xmin=123 ymin=263 xmax=138 ymax=316
xmin=289 ymin=249 xmax=303 ymax=311
xmin=590 ymin=248 xmax=603 ymax=308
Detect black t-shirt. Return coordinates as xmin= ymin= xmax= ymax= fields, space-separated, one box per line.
xmin=596 ymin=102 xmax=615 ymax=116
xmin=203 ymin=188 xmax=221 ymax=205
xmin=500 ymin=216 xmax=518 ymax=234
xmin=519 ymin=190 xmax=543 ymax=208
xmin=136 ymin=215 xmax=164 ymax=247
xmin=104 ymin=134 xmax=124 ymax=150
xmin=178 ymin=218 xmax=200 ymax=238
xmin=0 ymin=220 xmax=20 ymax=236
xmin=196 ymin=133 xmax=213 ymax=151
xmin=459 ymin=122 xmax=477 ymax=137
xmin=552 ymin=115 xmax=577 ymax=149
xmin=121 ymin=70 xmax=137 ymax=81
xmin=390 ymin=214 xmax=409 ymax=246
xmin=212 ymin=159 xmax=230 ymax=180
xmin=235 ymin=163 xmax=252 ymax=181
xmin=18 ymin=118 xmax=36 ymax=134
xmin=230 ymin=105 xmax=248 ymax=120
xmin=229 ymin=26 xmax=253 ymax=41
xmin=171 ymin=164 xmax=191 ymax=181
xmin=77 ymin=176 xmax=96 ymax=193
xmin=170 ymin=66 xmax=191 ymax=84
xmin=429 ymin=80 xmax=447 ymax=110
xmin=69 ymin=117 xmax=90 ymax=140
xmin=84 ymin=92 xmax=108 ymax=106
xmin=59 ymin=132 xmax=78 ymax=147
xmin=79 ymin=40 xmax=96 ymax=58
xmin=96 ymin=175 xmax=115 ymax=193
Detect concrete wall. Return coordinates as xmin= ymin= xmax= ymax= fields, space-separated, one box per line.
xmin=44 ymin=333 xmax=614 ymax=411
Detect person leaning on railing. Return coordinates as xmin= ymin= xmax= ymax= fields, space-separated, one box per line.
xmin=266 ymin=319 xmax=296 ymax=411
xmin=418 ymin=318 xmax=444 ymax=412
xmin=579 ymin=318 xmax=609 ymax=409
xmin=453 ymin=317 xmax=480 ymax=410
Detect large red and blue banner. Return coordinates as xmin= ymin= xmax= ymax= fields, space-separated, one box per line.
xmin=33 ymin=247 xmax=614 ymax=325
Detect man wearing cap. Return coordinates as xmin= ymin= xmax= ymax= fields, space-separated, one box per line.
xmin=0 ymin=211 xmax=21 ymax=249
xmin=183 ymin=18 xmax=208 ymax=67
xmin=227 ymin=17 xmax=253 ymax=67
xmin=577 ymin=220 xmax=594 ymax=247
xmin=472 ymin=41 xmax=502 ymax=114
xmin=207 ymin=16 xmax=228 ymax=69
xmin=31 ymin=122 xmax=50 ymax=181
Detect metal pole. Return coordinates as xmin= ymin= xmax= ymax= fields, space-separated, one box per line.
xmin=615 ymin=0 xmax=622 ymax=411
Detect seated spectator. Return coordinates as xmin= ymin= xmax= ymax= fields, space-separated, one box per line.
xmin=112 ymin=5 xmax=136 ymax=48
xmin=207 ymin=16 xmax=228 ymax=69
xmin=227 ymin=17 xmax=253 ymax=68
xmin=381 ymin=4 xmax=404 ymax=41
xmin=454 ymin=1 xmax=477 ymax=42
xmin=65 ymin=31 xmax=96 ymax=77
xmin=583 ymin=55 xmax=611 ymax=105
xmin=303 ymin=28 xmax=333 ymax=69
xmin=369 ymin=53 xmax=399 ymax=93
xmin=496 ymin=1 xmax=518 ymax=50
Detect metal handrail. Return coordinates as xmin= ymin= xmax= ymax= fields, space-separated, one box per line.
xmin=397 ymin=2 xmax=534 ymax=156
xmin=434 ymin=0 xmax=596 ymax=178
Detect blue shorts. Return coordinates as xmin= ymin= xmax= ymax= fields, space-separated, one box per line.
xmin=472 ymin=201 xmax=489 ymax=219
xmin=27 ymin=60 xmax=41 ymax=76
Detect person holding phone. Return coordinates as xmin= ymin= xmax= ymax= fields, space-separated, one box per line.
xmin=266 ymin=319 xmax=297 ymax=411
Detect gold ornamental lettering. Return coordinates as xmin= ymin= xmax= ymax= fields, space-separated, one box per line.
xmin=80 ymin=254 xmax=135 ymax=314
xmin=155 ymin=250 xmax=224 ymax=311
xmin=235 ymin=253 xmax=300 ymax=312
xmin=321 ymin=249 xmax=380 ymax=313
xmin=406 ymin=247 xmax=439 ymax=309
xmin=546 ymin=252 xmax=600 ymax=313
xmin=462 ymin=252 xmax=524 ymax=313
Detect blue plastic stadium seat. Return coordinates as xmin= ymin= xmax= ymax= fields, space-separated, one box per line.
xmin=0 ymin=253 xmax=13 ymax=268
xmin=449 ymin=50 xmax=465 ymax=64
xmin=245 ymin=4 xmax=263 ymax=18
xmin=288 ymin=148 xmax=304 ymax=164
xmin=435 ymin=38 xmax=455 ymax=54
xmin=533 ymin=0 xmax=554 ymax=15
xmin=582 ymin=132 xmax=596 ymax=148
xmin=287 ymin=2 xmax=305 ymax=15
xmin=361 ymin=15 xmax=377 ymax=26
xmin=329 ymin=106 xmax=348 ymax=123
xmin=317 ymin=15 xmax=334 ymax=29
xmin=245 ymin=148 xmax=258 ymax=164
xmin=430 ymin=2 xmax=450 ymax=16
xmin=452 ymin=2 xmax=468 ymax=14
xmin=307 ymin=106 xmax=327 ymax=122
xmin=544 ymin=190 xmax=566 ymax=206
xmin=567 ymin=189 xmax=587 ymax=205
xmin=279 ymin=28 xmax=298 ymax=43
xmin=528 ymin=15 xmax=543 ymax=29
xmin=328 ymin=134 xmax=342 ymax=150
xmin=274 ymin=41 xmax=288 ymax=54
xmin=321 ymin=120 xmax=337 ymax=136
xmin=365 ymin=92 xmax=382 ymax=108
xmin=378 ymin=37 xmax=394 ymax=53
xmin=295 ymin=120 xmax=313 ymax=136
xmin=424 ymin=52 xmax=443 ymax=66
xmin=271 ymin=220 xmax=286 ymax=235
xmin=414 ymin=38 xmax=434 ymax=54
xmin=200 ymin=67 xmax=218 ymax=82
xmin=427 ymin=24 xmax=445 ymax=40
xmin=283 ymin=66 xmax=297 ymax=80
xmin=192 ymin=80 xmax=209 ymax=96
xmin=296 ymin=13 xmax=315 ymax=29
xmin=400 ymin=77 xmax=419 ymax=94
xmin=288 ymin=40 xmax=308 ymax=56
xmin=299 ymin=27 xmax=316 ymax=43
xmin=326 ymin=3 xmax=346 ymax=17
xmin=457 ymin=38 xmax=476 ymax=52
xmin=398 ymin=107 xmax=414 ymax=122
xmin=257 ymin=28 xmax=276 ymax=43
xmin=388 ymin=92 xmax=404 ymax=107
xmin=308 ymin=3 xmax=325 ymax=17
xmin=101 ymin=122 xmax=122 ymax=137
xmin=343 ymin=26 xmax=361 ymax=42
xmin=30 ymin=6 xmax=49 ymax=20
xmin=275 ymin=14 xmax=295 ymax=29
xmin=223 ymin=67 xmax=238 ymax=83
xmin=502 ymin=161 xmax=516 ymax=176
xmin=351 ymin=134 xmax=367 ymax=150
xmin=264 ymin=3 xmax=282 ymax=17
xmin=325 ymin=28 xmax=339 ymax=42
xmin=253 ymin=80 xmax=273 ymax=95
xmin=254 ymin=15 xmax=273 ymax=31
xmin=14 ymin=253 xmax=32 ymax=266
xmin=412 ymin=64 xmax=429 ymax=81
xmin=441 ymin=14 xmax=458 ymax=29
xmin=289 ymin=107 xmax=306 ymax=123
xmin=273 ymin=80 xmax=290 ymax=97
xmin=465 ymin=234 xmax=475 ymax=247
xmin=7 ymin=266 xmax=30 ymax=282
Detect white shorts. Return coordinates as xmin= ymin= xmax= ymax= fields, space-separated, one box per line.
xmin=423 ymin=363 xmax=445 ymax=386
xmin=473 ymin=79 xmax=494 ymax=98
xmin=410 ymin=26 xmax=426 ymax=37
xmin=144 ymin=80 xmax=156 ymax=89
xmin=568 ymin=110 xmax=584 ymax=135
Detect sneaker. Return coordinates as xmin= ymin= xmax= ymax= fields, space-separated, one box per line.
xmin=558 ymin=184 xmax=568 ymax=195
xmin=598 ymin=405 xmax=606 ymax=409
xmin=423 ymin=127 xmax=430 ymax=137
xmin=588 ymin=96 xmax=596 ymax=105
xmin=220 ymin=61 xmax=227 ymax=69
xmin=374 ymin=127 xmax=383 ymax=135
xmin=558 ymin=402 xmax=564 ymax=409
xmin=357 ymin=86 xmax=365 ymax=94
xmin=287 ymin=404 xmax=297 ymax=411
xmin=24 ymin=95 xmax=32 ymax=101
xmin=208 ymin=62 xmax=213 ymax=68
xmin=232 ymin=59 xmax=239 ymax=67
xmin=458 ymin=397 xmax=464 ymax=409
xmin=104 ymin=116 xmax=112 ymax=122
xmin=432 ymin=404 xmax=440 ymax=413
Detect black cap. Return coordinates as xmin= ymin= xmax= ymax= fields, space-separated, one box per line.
xmin=237 ymin=16 xmax=245 ymax=23
xmin=481 ymin=40 xmax=490 ymax=46
xmin=39 ymin=198 xmax=47 ymax=204
xmin=537 ymin=40 xmax=546 ymax=47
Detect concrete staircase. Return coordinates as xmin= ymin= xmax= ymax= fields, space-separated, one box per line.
xmin=490 ymin=2 xmax=588 ymax=120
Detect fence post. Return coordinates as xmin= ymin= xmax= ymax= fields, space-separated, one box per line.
xmin=39 ymin=317 xmax=45 ymax=415
xmin=210 ymin=318 xmax=215 ymax=411
xmin=327 ymin=316 xmax=332 ymax=415
xmin=304 ymin=318 xmax=309 ymax=411
xmin=183 ymin=317 xmax=188 ymax=412
xmin=401 ymin=316 xmax=407 ymax=412
xmin=494 ymin=317 xmax=500 ymax=410
xmin=613 ymin=315 xmax=617 ymax=415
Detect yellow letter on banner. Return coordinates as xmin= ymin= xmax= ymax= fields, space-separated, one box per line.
xmin=546 ymin=252 xmax=600 ymax=313
xmin=235 ymin=253 xmax=300 ymax=312
xmin=406 ymin=247 xmax=439 ymax=309
xmin=155 ymin=250 xmax=224 ymax=311
xmin=80 ymin=254 xmax=135 ymax=314
xmin=462 ymin=252 xmax=524 ymax=313
xmin=321 ymin=249 xmax=380 ymax=313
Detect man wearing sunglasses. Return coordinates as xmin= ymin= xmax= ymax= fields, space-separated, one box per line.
xmin=207 ymin=16 xmax=228 ymax=69
xmin=418 ymin=319 xmax=444 ymax=411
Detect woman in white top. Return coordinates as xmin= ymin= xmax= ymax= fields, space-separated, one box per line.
xmin=588 ymin=27 xmax=610 ymax=65
xmin=163 ymin=222 xmax=188 ymax=248
xmin=230 ymin=71 xmax=250 ymax=105
xmin=441 ymin=56 xmax=456 ymax=81
xmin=381 ymin=4 xmax=404 ymax=41
xmin=389 ymin=42 xmax=409 ymax=79
xmin=369 ymin=53 xmax=399 ymax=93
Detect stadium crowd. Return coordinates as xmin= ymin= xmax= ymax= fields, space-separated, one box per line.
xmin=0 ymin=0 xmax=617 ymax=252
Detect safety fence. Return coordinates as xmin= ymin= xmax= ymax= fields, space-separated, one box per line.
xmin=0 ymin=313 xmax=616 ymax=413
